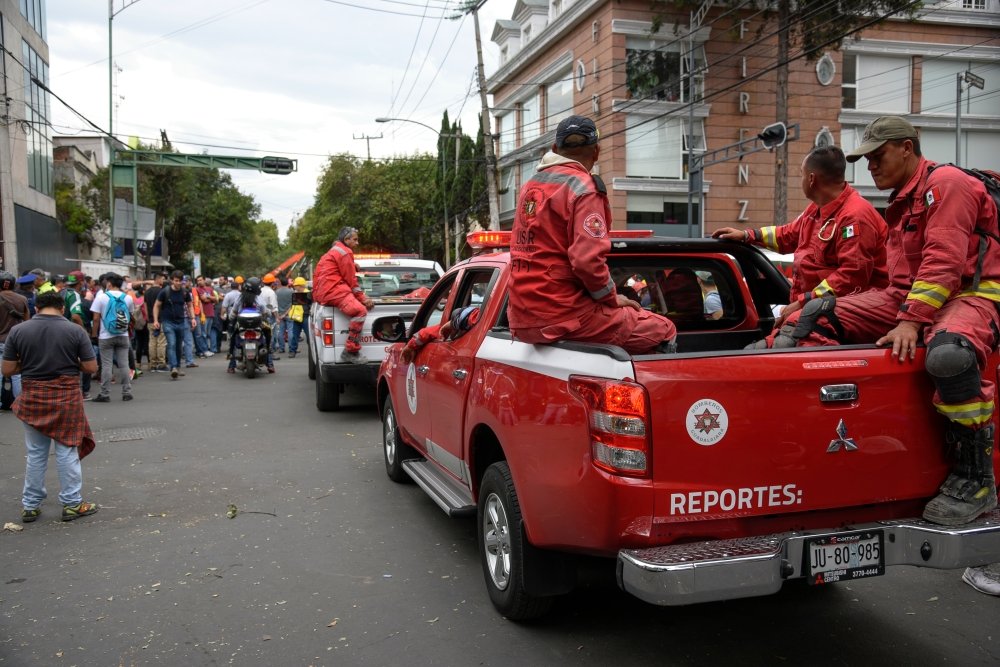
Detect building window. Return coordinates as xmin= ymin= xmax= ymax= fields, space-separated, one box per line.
xmin=962 ymin=0 xmax=987 ymax=9
xmin=626 ymin=37 xmax=706 ymax=102
xmin=520 ymin=94 xmax=540 ymax=145
xmin=922 ymin=60 xmax=999 ymax=116
xmin=22 ymin=40 xmax=52 ymax=197
xmin=497 ymin=115 xmax=515 ymax=156
xmin=841 ymin=54 xmax=910 ymax=113
xmin=20 ymin=0 xmax=46 ymax=40
xmin=500 ymin=168 xmax=516 ymax=213
xmin=626 ymin=193 xmax=700 ymax=238
xmin=682 ymin=120 xmax=706 ymax=178
xmin=625 ymin=115 xmax=683 ymax=179
xmin=521 ymin=157 xmax=540 ymax=182
xmin=841 ymin=55 xmax=857 ymax=109
xmin=545 ymin=69 xmax=574 ymax=130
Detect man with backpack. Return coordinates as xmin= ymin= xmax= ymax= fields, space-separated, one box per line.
xmin=89 ymin=273 xmax=134 ymax=402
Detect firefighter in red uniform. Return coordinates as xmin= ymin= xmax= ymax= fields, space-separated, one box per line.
xmin=715 ymin=145 xmax=888 ymax=337
xmin=507 ymin=115 xmax=676 ymax=354
xmin=312 ymin=226 xmax=374 ymax=364
xmin=785 ymin=117 xmax=999 ymax=533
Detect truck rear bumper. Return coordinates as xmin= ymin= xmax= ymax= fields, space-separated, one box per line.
xmin=318 ymin=361 xmax=379 ymax=385
xmin=617 ymin=510 xmax=1000 ymax=606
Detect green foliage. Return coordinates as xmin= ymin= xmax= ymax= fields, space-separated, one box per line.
xmin=87 ymin=140 xmax=279 ymax=277
xmin=54 ymin=182 xmax=97 ymax=237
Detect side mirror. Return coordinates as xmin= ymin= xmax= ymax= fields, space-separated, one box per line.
xmin=372 ymin=315 xmax=407 ymax=342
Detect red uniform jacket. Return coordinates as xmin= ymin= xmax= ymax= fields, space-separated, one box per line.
xmin=507 ymin=156 xmax=618 ymax=331
xmin=313 ymin=241 xmax=367 ymax=307
xmin=750 ymin=184 xmax=889 ymax=304
xmin=886 ymin=158 xmax=1000 ymax=324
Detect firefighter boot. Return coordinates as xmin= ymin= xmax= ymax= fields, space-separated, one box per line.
xmin=923 ymin=424 xmax=998 ymax=526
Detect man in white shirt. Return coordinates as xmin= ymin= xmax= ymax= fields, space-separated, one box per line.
xmin=89 ymin=273 xmax=135 ymax=402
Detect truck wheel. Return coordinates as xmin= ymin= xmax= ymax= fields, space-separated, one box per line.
xmin=382 ymin=396 xmax=415 ymax=483
xmin=307 ymin=343 xmax=316 ymax=380
xmin=477 ymin=462 xmax=553 ymax=621
xmin=315 ymin=374 xmax=341 ymax=411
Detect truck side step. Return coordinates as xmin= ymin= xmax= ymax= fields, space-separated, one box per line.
xmin=401 ymin=459 xmax=476 ymax=518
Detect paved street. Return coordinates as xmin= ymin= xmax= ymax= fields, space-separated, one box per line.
xmin=0 ymin=354 xmax=997 ymax=666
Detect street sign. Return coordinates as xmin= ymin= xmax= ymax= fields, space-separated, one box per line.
xmin=964 ymin=71 xmax=985 ymax=90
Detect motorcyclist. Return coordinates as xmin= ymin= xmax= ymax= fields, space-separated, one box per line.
xmin=226 ymin=277 xmax=275 ymax=374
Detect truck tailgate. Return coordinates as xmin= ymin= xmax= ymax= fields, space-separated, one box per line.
xmin=635 ymin=346 xmax=949 ymax=529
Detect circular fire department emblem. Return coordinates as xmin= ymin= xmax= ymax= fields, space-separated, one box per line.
xmin=405 ymin=362 xmax=418 ymax=414
xmin=686 ymin=398 xmax=728 ymax=446
xmin=582 ymin=213 xmax=607 ymax=238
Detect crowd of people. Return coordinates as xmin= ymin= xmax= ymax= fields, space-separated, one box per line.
xmin=0 ymin=267 xmax=313 ymax=401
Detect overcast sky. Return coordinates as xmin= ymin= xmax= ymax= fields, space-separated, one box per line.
xmin=46 ymin=0 xmax=517 ymax=239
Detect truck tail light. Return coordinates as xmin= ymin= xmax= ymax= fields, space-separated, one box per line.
xmin=569 ymin=376 xmax=650 ymax=478
xmin=322 ymin=317 xmax=334 ymax=347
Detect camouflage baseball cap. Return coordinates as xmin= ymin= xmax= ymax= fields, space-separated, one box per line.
xmin=846 ymin=116 xmax=918 ymax=163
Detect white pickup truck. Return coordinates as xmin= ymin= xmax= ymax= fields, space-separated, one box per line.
xmin=307 ymin=254 xmax=443 ymax=411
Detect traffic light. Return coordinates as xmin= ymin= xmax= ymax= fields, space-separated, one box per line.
xmin=758 ymin=122 xmax=787 ymax=150
xmin=260 ymin=156 xmax=296 ymax=175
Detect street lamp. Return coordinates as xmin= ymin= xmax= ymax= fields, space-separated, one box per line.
xmin=109 ymin=0 xmax=144 ymax=273
xmin=375 ymin=117 xmax=459 ymax=267
xmin=956 ymin=70 xmax=985 ymax=167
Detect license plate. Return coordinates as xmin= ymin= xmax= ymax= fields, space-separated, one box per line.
xmin=805 ymin=530 xmax=884 ymax=585
xmin=245 ymin=342 xmax=256 ymax=359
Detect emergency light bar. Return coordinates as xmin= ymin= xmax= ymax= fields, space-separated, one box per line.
xmin=467 ymin=229 xmax=654 ymax=252
xmin=354 ymin=253 xmax=420 ymax=260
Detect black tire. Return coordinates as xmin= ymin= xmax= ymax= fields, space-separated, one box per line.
xmin=315 ymin=373 xmax=340 ymax=411
xmin=382 ymin=395 xmax=416 ymax=483
xmin=244 ymin=360 xmax=256 ymax=379
xmin=307 ymin=342 xmax=316 ymax=380
xmin=477 ymin=462 xmax=554 ymax=621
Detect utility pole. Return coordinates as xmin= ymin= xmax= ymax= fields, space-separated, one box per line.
xmin=471 ymin=4 xmax=500 ymax=230
xmin=353 ymin=133 xmax=382 ymax=162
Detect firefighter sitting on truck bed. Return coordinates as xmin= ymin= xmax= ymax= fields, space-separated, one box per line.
xmin=312 ymin=226 xmax=375 ymax=365
xmin=507 ymin=115 xmax=677 ymax=355
xmin=780 ymin=116 xmax=999 ymax=532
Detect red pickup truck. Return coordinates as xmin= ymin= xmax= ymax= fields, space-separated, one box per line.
xmin=373 ymin=231 xmax=1000 ymax=620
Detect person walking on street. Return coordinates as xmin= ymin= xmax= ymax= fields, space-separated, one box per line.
xmin=313 ymin=227 xmax=374 ymax=364
xmin=0 ymin=272 xmax=30 ymax=408
xmin=144 ymin=273 xmax=167 ymax=371
xmin=90 ymin=273 xmax=134 ymax=402
xmin=152 ymin=270 xmax=195 ymax=380
xmin=15 ymin=273 xmax=36 ymax=316
xmin=274 ymin=276 xmax=293 ymax=355
xmin=507 ymin=115 xmax=676 ymax=354
xmin=287 ymin=277 xmax=312 ymax=358
xmin=4 ymin=289 xmax=98 ymax=523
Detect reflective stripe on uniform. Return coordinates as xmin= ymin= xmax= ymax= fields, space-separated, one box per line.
xmin=957 ymin=280 xmax=1000 ymax=302
xmin=758 ymin=226 xmax=779 ymax=252
xmin=590 ymin=276 xmax=614 ymax=300
xmin=332 ymin=245 xmax=348 ymax=256
xmin=906 ymin=280 xmax=950 ymax=309
xmin=530 ymin=170 xmax=591 ymax=197
xmin=814 ymin=279 xmax=833 ymax=297
xmin=935 ymin=399 xmax=994 ymax=426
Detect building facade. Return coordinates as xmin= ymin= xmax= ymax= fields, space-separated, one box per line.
xmin=0 ymin=0 xmax=76 ymax=275
xmin=488 ymin=0 xmax=1000 ymax=235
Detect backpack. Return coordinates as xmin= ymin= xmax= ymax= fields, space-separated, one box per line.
xmin=102 ymin=292 xmax=131 ymax=335
xmin=928 ymin=164 xmax=1000 ymax=289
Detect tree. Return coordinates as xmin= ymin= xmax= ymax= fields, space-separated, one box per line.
xmin=652 ymin=0 xmax=918 ymax=225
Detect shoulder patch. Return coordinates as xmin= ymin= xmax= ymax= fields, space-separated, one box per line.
xmin=841 ymin=224 xmax=855 ymax=239
xmin=925 ymin=186 xmax=942 ymax=207
xmin=582 ymin=213 xmax=607 ymax=238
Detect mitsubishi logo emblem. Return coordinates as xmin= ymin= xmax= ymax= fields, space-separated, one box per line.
xmin=826 ymin=419 xmax=859 ymax=453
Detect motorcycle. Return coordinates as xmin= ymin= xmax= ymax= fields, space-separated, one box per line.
xmin=234 ymin=308 xmax=266 ymax=378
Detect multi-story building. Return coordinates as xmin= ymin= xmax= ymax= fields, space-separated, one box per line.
xmin=0 ymin=0 xmax=77 ymax=275
xmin=488 ymin=0 xmax=1000 ymax=235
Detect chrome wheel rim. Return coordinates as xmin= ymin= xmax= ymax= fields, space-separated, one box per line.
xmin=483 ymin=492 xmax=511 ymax=591
xmin=384 ymin=407 xmax=396 ymax=465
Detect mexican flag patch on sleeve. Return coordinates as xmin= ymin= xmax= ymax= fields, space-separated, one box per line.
xmin=841 ymin=224 xmax=855 ymax=239
xmin=926 ymin=186 xmax=942 ymax=207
